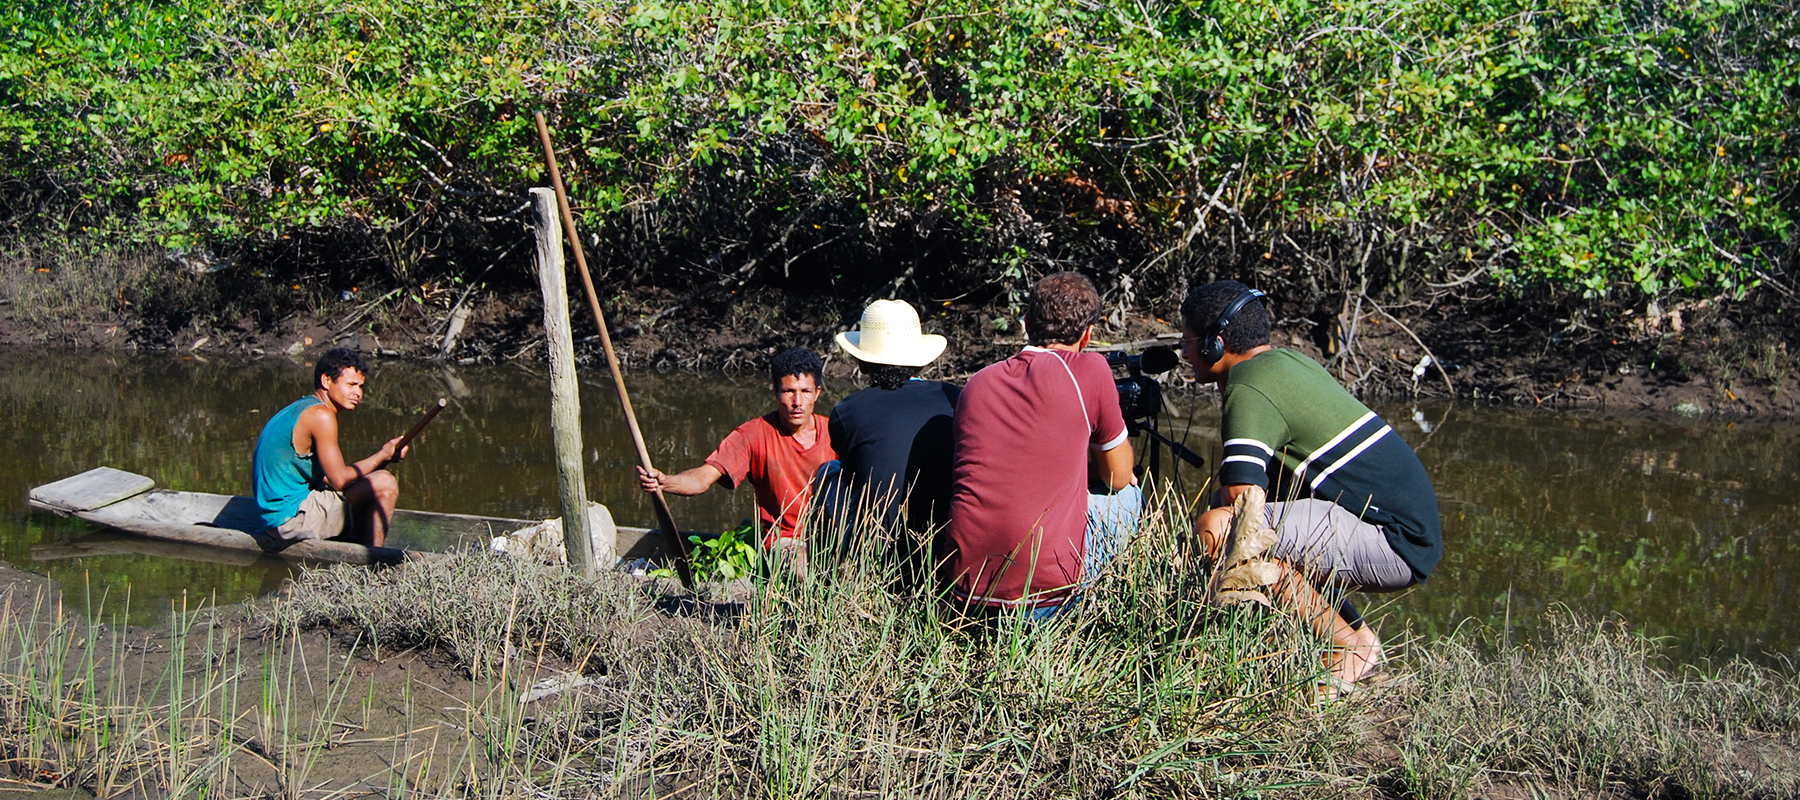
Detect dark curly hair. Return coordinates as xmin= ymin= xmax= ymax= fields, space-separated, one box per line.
xmin=861 ymin=362 xmax=916 ymax=390
xmin=770 ymin=347 xmax=824 ymax=388
xmin=1180 ymin=279 xmax=1270 ymax=357
xmin=1025 ymin=271 xmax=1102 ymax=346
xmin=314 ymin=347 xmax=369 ymax=389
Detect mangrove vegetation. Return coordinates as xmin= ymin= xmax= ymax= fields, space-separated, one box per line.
xmin=2 ymin=0 xmax=1796 ymax=397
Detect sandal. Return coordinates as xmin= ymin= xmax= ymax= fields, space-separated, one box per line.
xmin=1317 ymin=639 xmax=1388 ymax=705
xmin=1315 ymin=673 xmax=1356 ymax=705
xmin=1357 ymin=638 xmax=1389 ymax=681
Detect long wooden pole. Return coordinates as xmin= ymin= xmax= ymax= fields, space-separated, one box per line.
xmin=394 ymin=398 xmax=448 ymax=456
xmin=534 ymin=112 xmax=694 ymax=590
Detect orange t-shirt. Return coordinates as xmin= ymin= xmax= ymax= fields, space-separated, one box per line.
xmin=704 ymin=412 xmax=835 ymax=545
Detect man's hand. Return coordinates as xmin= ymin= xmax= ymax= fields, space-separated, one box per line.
xmin=637 ymin=465 xmax=666 ymax=494
xmin=1211 ymin=483 xmax=1254 ymax=509
xmin=380 ymin=435 xmax=410 ymax=465
xmin=638 ymin=463 xmax=724 ymax=497
xmin=1196 ymin=506 xmax=1234 ymax=561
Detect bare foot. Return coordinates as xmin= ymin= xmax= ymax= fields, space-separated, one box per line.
xmin=1327 ymin=626 xmax=1386 ymax=686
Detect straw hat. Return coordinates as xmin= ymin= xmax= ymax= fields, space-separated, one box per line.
xmin=835 ymin=300 xmax=947 ymax=367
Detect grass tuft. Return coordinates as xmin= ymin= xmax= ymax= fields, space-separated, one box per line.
xmin=273 ymin=494 xmax=1348 ymax=796
xmin=0 ymin=495 xmax=1791 ymax=797
xmin=1393 ymin=609 xmax=1800 ymax=798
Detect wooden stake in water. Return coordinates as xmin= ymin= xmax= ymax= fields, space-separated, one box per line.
xmin=531 ymin=188 xmax=598 ymax=575
xmin=534 ymin=112 xmax=693 ymax=590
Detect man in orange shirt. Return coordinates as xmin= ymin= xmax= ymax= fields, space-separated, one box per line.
xmin=637 ymin=348 xmax=835 ymax=562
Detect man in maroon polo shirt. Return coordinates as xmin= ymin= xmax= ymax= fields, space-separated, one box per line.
xmin=945 ymin=272 xmax=1138 ymax=615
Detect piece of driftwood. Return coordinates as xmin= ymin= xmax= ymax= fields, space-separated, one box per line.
xmin=29 ymin=468 xmax=674 ymax=568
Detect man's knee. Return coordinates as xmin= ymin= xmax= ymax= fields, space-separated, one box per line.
xmin=1196 ymin=507 xmax=1232 ymax=559
xmin=364 ymin=469 xmax=399 ymax=502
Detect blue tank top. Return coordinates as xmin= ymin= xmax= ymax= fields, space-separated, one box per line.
xmin=253 ymin=396 xmax=325 ymax=527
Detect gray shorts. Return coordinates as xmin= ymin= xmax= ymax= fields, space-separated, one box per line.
xmin=276 ymin=490 xmax=348 ymax=542
xmin=1263 ymin=499 xmax=1416 ymax=592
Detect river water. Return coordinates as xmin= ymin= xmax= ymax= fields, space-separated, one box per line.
xmin=2 ymin=348 xmax=1794 ymax=663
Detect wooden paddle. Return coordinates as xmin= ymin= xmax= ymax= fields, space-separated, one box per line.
xmin=534 ymin=111 xmax=695 ymax=590
xmin=394 ymin=398 xmax=448 ymax=458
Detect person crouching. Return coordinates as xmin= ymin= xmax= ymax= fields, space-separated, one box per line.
xmin=1183 ymin=280 xmax=1443 ymax=697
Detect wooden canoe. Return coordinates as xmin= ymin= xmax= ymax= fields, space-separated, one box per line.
xmin=28 ymin=467 xmax=670 ymax=567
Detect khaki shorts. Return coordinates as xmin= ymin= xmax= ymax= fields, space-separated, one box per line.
xmin=276 ymin=490 xmax=348 ymax=542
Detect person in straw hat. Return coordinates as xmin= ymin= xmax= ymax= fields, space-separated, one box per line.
xmin=821 ymin=300 xmax=961 ymax=559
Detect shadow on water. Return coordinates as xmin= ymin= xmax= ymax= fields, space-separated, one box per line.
xmin=1 ymin=347 xmax=1795 ymax=663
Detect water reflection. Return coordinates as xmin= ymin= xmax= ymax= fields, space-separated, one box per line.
xmin=0 ymin=348 xmax=1794 ymax=663
xmin=1391 ymin=404 xmax=1800 ymax=664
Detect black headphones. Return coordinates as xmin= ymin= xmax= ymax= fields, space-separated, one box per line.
xmin=1196 ymin=288 xmax=1266 ymax=364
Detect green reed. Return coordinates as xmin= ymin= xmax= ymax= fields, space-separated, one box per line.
xmin=0 ymin=488 xmax=1792 ymax=798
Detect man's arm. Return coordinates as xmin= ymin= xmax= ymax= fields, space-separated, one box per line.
xmin=1211 ymin=483 xmax=1254 ymax=509
xmin=301 ymin=407 xmax=404 ymax=491
xmin=637 ymin=464 xmax=725 ymax=496
xmin=1215 ymin=382 xmax=1288 ymax=508
xmin=1089 ymin=441 xmax=1136 ymax=491
xmin=1074 ymin=352 xmax=1135 ymax=492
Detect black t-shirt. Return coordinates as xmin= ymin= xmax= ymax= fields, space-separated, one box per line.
xmin=828 ymin=380 xmax=960 ymax=530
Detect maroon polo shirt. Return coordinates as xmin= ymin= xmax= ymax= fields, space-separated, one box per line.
xmin=946 ymin=348 xmax=1128 ymax=607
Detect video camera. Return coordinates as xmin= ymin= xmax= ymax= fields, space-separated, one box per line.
xmin=1103 ymin=344 xmax=1206 ymax=472
xmin=1104 ymin=345 xmax=1181 ymax=421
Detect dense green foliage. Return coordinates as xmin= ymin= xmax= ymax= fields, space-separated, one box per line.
xmin=685 ymin=520 xmax=761 ymax=581
xmin=3 ymin=0 xmax=1795 ymax=305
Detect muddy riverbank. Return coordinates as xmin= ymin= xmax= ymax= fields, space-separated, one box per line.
xmin=0 ymin=551 xmax=1794 ymax=800
xmin=3 ymin=279 xmax=1796 ymax=418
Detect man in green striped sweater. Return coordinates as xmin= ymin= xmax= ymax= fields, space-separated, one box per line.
xmin=1183 ymin=280 xmax=1443 ymax=694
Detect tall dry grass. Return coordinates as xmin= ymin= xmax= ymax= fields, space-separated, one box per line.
xmin=271 ymin=491 xmax=1800 ymax=798
xmin=0 ymin=492 xmax=1793 ymax=797
xmin=1395 ymin=610 xmax=1800 ymax=798
xmin=276 ymin=489 xmax=1350 ymax=796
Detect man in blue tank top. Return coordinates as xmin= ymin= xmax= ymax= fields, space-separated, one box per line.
xmin=253 ymin=348 xmax=409 ymax=546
